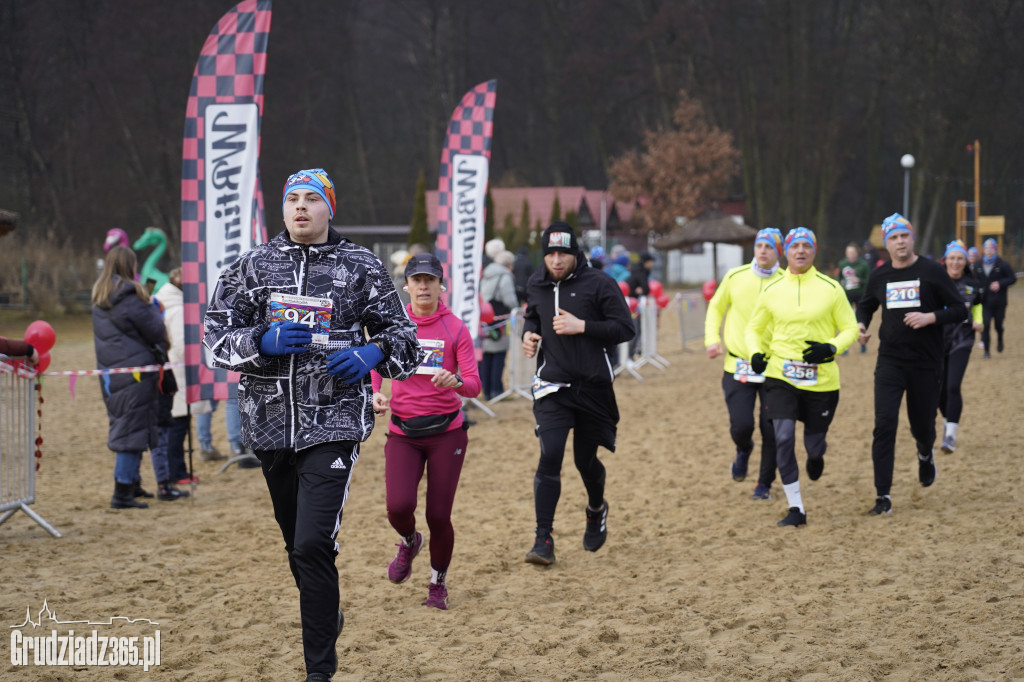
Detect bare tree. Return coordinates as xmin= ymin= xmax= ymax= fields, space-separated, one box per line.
xmin=608 ymin=90 xmax=740 ymax=231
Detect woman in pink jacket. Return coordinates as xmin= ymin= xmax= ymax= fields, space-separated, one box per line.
xmin=372 ymin=253 xmax=481 ymax=610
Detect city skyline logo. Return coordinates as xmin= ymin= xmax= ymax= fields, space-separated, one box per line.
xmin=10 ymin=599 xmax=160 ymax=629
xmin=10 ymin=599 xmax=161 ymax=672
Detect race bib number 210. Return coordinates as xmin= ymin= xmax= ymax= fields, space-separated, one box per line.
xmin=886 ymin=279 xmax=921 ymax=309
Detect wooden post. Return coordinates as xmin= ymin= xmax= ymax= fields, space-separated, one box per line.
xmin=973 ymin=139 xmax=981 ymax=249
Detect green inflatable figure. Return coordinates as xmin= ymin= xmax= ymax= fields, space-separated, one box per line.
xmin=133 ymin=227 xmax=169 ymax=292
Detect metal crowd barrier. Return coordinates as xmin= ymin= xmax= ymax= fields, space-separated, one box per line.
xmin=488 ymin=308 xmax=533 ymax=403
xmin=673 ymin=291 xmax=707 ymax=350
xmin=0 ymin=358 xmax=61 ymax=537
xmin=614 ymin=296 xmax=671 ymax=381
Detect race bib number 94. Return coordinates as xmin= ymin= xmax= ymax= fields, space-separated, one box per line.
xmin=269 ymin=293 xmax=333 ymax=344
xmin=782 ymin=360 xmax=818 ymax=387
xmin=886 ymin=279 xmax=921 ymax=309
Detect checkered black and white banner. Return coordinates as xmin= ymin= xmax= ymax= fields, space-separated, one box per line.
xmin=435 ymin=80 xmax=498 ymax=342
xmin=181 ymin=0 xmax=272 ymax=403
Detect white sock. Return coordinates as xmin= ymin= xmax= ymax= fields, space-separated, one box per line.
xmin=782 ymin=481 xmax=804 ymax=513
xmin=945 ymin=422 xmax=959 ymax=439
xmin=430 ymin=568 xmax=445 ymax=585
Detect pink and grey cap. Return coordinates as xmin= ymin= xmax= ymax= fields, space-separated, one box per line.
xmin=784 ymin=227 xmax=816 ymax=254
xmin=881 ymin=213 xmax=913 ymax=241
xmin=754 ymin=228 xmax=783 ymax=257
xmin=282 ymin=168 xmax=337 ymax=219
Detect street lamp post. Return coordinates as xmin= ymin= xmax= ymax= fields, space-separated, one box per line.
xmin=900 ymin=154 xmax=915 ymax=217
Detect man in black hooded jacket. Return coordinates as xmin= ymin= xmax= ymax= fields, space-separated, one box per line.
xmin=520 ymin=222 xmax=635 ymax=566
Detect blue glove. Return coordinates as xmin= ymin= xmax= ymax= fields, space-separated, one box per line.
xmin=260 ymin=321 xmax=312 ymax=356
xmin=327 ymin=344 xmax=384 ymax=384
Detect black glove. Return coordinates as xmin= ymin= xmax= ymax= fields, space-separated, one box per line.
xmin=750 ymin=353 xmax=768 ymax=374
xmin=802 ymin=340 xmax=837 ymax=364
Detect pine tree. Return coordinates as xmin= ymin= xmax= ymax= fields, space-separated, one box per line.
xmin=514 ymin=199 xmax=532 ymax=252
xmin=500 ymin=213 xmax=517 ymax=249
xmin=484 ymin=189 xmax=495 ymax=241
xmin=549 ymin=194 xmax=562 ymax=226
xmin=408 ymin=169 xmax=431 ymax=247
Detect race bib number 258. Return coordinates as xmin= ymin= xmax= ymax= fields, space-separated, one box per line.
xmin=781 ymin=360 xmax=818 ymax=387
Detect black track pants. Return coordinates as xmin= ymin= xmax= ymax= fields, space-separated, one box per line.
xmin=721 ymin=372 xmax=778 ymax=486
xmin=256 ymin=441 xmax=358 ymax=676
xmin=982 ymin=302 xmax=1007 ymax=352
xmin=871 ymin=359 xmax=941 ymax=496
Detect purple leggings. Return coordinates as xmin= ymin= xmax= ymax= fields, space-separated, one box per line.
xmin=384 ymin=427 xmax=468 ymax=574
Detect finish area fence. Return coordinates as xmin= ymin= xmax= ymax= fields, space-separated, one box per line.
xmin=488 ymin=290 xmax=708 ymax=403
xmin=0 ymin=358 xmax=60 ymax=537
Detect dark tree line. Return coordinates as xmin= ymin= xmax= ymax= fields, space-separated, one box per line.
xmin=2 ymin=0 xmax=1023 ymax=264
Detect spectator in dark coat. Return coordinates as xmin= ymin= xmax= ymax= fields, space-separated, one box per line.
xmin=513 ymin=245 xmax=534 ymax=305
xmin=91 ymin=246 xmax=168 ymax=510
xmin=625 ymin=253 xmax=655 ymax=357
xmin=974 ymin=237 xmax=1017 ymax=357
xmin=626 ymin=253 xmax=655 ymax=297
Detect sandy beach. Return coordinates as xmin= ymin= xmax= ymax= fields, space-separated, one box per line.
xmin=2 ymin=301 xmax=1023 ymax=681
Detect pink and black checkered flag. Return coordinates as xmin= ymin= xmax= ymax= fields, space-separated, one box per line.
xmin=435 ymin=80 xmax=498 ymax=342
xmin=181 ymin=0 xmax=272 ymax=403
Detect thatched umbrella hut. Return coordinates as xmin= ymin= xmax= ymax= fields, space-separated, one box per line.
xmin=653 ymin=208 xmax=758 ymax=280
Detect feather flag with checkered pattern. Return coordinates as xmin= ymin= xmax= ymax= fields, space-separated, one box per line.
xmin=181 ymin=0 xmax=272 ymax=403
xmin=435 ymin=80 xmax=498 ymax=342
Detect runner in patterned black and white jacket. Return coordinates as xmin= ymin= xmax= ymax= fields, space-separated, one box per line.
xmin=204 ymin=228 xmax=420 ymax=450
xmin=204 ymin=169 xmax=420 ymax=682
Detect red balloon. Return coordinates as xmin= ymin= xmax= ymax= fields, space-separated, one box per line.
xmin=656 ymin=293 xmax=670 ymax=309
xmin=480 ymin=299 xmax=495 ymax=324
xmin=649 ymin=280 xmax=664 ymax=297
xmin=627 ymin=297 xmax=639 ymax=313
xmin=617 ymin=280 xmax=630 ymax=297
xmin=701 ymin=280 xmax=717 ymax=303
xmin=35 ymin=351 xmax=51 ymax=373
xmin=25 ymin=320 xmax=56 ymax=353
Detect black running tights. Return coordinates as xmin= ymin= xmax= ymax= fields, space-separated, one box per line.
xmin=533 ymin=427 xmax=605 ymax=534
xmin=939 ymin=347 xmax=971 ymax=423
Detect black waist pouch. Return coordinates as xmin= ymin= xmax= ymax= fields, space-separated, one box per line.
xmin=391 ymin=409 xmax=461 ymax=437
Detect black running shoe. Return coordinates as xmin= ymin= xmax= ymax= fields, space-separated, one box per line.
xmin=777 ymin=507 xmax=806 ymax=527
xmin=731 ymin=445 xmax=752 ymax=482
xmin=525 ymin=534 xmax=555 ymax=565
xmin=867 ymin=496 xmax=892 ymax=515
xmin=806 ymin=456 xmax=824 ymax=481
xmin=583 ymin=501 xmax=608 ymax=552
xmin=918 ymin=451 xmax=936 ymax=487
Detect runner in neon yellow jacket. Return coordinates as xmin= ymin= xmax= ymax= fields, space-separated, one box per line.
xmin=704 ymin=227 xmax=783 ymax=498
xmin=742 ymin=227 xmax=859 ymax=529
xmin=745 ymin=265 xmax=859 ymax=392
